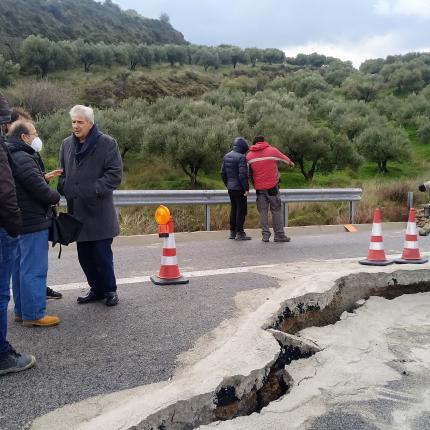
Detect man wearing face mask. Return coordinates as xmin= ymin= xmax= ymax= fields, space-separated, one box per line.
xmin=6 ymin=121 xmax=62 ymax=327
xmin=3 ymin=109 xmax=63 ymax=301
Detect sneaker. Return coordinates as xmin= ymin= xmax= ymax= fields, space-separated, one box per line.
xmin=47 ymin=287 xmax=62 ymax=300
xmin=0 ymin=348 xmax=36 ymax=376
xmin=228 ymin=230 xmax=236 ymax=239
xmin=235 ymin=231 xmax=252 ymax=241
xmin=262 ymin=236 xmax=270 ymax=242
xmin=23 ymin=315 xmax=60 ymax=327
xmin=274 ymin=236 xmax=291 ymax=242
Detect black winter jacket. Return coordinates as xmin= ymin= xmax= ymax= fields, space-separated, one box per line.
xmin=7 ymin=138 xmax=60 ymax=234
xmin=0 ymin=138 xmax=22 ymax=236
xmin=221 ymin=137 xmax=249 ymax=191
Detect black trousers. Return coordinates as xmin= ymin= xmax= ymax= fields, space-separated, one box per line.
xmin=228 ymin=190 xmax=248 ymax=233
xmin=77 ymin=238 xmax=117 ymax=294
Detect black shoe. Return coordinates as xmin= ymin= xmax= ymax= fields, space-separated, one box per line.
xmin=0 ymin=348 xmax=36 ymax=376
xmin=105 ymin=292 xmax=119 ymax=307
xmin=229 ymin=230 xmax=236 ymax=239
xmin=235 ymin=231 xmax=252 ymax=241
xmin=274 ymin=235 xmax=291 ymax=242
xmin=47 ymin=287 xmax=62 ymax=300
xmin=77 ymin=290 xmax=104 ymax=304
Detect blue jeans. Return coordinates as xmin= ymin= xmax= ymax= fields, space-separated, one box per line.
xmin=12 ymin=229 xmax=48 ymax=321
xmin=0 ymin=228 xmax=18 ymax=357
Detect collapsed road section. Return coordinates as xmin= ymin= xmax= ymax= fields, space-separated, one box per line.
xmin=31 ymin=261 xmax=430 ymax=430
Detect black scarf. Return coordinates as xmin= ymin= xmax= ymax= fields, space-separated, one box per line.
xmin=74 ymin=124 xmax=102 ymax=163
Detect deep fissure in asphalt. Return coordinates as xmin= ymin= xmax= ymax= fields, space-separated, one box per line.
xmin=134 ymin=270 xmax=430 ymax=430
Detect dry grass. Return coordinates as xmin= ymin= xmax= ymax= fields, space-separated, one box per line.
xmin=119 ymin=205 xmax=206 ymax=235
xmin=118 ymin=179 xmax=428 ymax=235
xmin=354 ymin=179 xmax=427 ymax=224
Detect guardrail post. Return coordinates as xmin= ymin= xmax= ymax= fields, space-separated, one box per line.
xmin=407 ymin=191 xmax=414 ymax=209
xmin=282 ymin=202 xmax=289 ymax=227
xmin=349 ymin=201 xmax=356 ymax=224
xmin=204 ymin=204 xmax=211 ymax=231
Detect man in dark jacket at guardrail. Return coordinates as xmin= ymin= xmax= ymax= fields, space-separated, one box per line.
xmin=7 ymin=121 xmax=61 ymax=328
xmin=0 ymin=93 xmax=36 ymax=375
xmin=221 ymin=137 xmax=251 ymax=240
xmin=58 ymin=105 xmax=123 ymax=307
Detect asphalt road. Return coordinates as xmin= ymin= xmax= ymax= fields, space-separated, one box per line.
xmin=46 ymin=223 xmax=430 ymax=287
xmin=2 ymin=224 xmax=429 ymax=429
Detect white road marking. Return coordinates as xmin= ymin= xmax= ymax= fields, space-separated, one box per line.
xmin=50 ymin=264 xmax=279 ymax=291
xmin=49 ymin=250 xmax=430 ymax=292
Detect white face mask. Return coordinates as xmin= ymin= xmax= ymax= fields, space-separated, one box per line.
xmin=30 ymin=137 xmax=43 ymax=152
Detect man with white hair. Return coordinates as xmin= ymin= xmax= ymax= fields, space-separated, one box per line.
xmin=58 ymin=105 xmax=123 ymax=307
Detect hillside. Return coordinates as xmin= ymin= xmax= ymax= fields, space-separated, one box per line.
xmin=0 ymin=0 xmax=186 ymax=59
xmin=4 ymin=46 xmax=430 ymax=228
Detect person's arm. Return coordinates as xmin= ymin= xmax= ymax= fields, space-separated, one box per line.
xmin=238 ymin=156 xmax=249 ymax=192
xmin=246 ymin=155 xmax=255 ymax=188
xmin=14 ymin=155 xmax=60 ymax=206
xmin=273 ymin=148 xmax=295 ymax=167
xmin=0 ymin=142 xmax=22 ymax=236
xmin=57 ymin=141 xmax=66 ymax=196
xmin=95 ymin=138 xmax=123 ymax=197
xmin=220 ymin=160 xmax=228 ymax=187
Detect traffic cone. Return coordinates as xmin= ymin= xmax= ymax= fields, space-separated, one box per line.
xmin=359 ymin=208 xmax=394 ymax=266
xmin=395 ymin=208 xmax=428 ymax=264
xmin=150 ymin=219 xmax=189 ymax=285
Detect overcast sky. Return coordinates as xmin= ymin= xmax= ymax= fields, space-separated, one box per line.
xmin=114 ymin=0 xmax=430 ymax=67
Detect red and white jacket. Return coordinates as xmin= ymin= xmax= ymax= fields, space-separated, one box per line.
xmin=246 ymin=141 xmax=293 ymax=190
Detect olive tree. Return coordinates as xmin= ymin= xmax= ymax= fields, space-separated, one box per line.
xmin=144 ymin=99 xmax=235 ymax=187
xmin=341 ymin=74 xmax=380 ymax=102
xmin=258 ymin=111 xmax=360 ymax=181
xmin=354 ymin=125 xmax=410 ymax=173
xmin=73 ymin=39 xmax=102 ymax=72
xmin=193 ymin=48 xmax=220 ymax=71
xmin=0 ymin=55 xmax=19 ymax=87
xmin=244 ymin=48 xmax=262 ymax=67
xmin=97 ymin=98 xmax=150 ymax=158
xmin=20 ymin=36 xmax=57 ymax=77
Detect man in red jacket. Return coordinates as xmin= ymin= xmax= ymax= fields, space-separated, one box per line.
xmin=246 ymin=136 xmax=294 ymax=242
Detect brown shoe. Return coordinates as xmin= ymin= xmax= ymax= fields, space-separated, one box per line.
xmin=23 ymin=315 xmax=60 ymax=327
xmin=274 ymin=236 xmax=291 ymax=242
xmin=14 ymin=315 xmax=23 ymax=323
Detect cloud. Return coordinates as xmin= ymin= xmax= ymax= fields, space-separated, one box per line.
xmin=282 ymin=32 xmax=430 ymax=68
xmin=374 ymin=0 xmax=430 ymax=18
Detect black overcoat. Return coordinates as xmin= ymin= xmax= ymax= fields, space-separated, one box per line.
xmin=58 ymin=132 xmax=123 ymax=242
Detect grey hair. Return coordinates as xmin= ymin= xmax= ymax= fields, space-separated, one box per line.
xmin=69 ymin=105 xmax=94 ymax=124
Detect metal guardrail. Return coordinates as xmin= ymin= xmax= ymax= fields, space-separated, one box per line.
xmin=60 ymin=188 xmax=362 ymax=231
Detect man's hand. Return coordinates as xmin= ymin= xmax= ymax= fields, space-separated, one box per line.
xmin=45 ymin=168 xmax=63 ymax=182
xmin=288 ymin=161 xmax=295 ymax=168
xmin=244 ymin=191 xmax=249 ymax=197
xmin=419 ymin=184 xmax=427 ymax=192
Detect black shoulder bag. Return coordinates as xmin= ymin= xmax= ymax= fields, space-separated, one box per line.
xmin=49 ymin=206 xmax=83 ymax=258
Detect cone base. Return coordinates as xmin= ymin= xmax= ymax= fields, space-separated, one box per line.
xmin=394 ymin=258 xmax=428 ymax=265
xmin=359 ymin=259 xmax=394 ymax=266
xmin=150 ymin=275 xmax=189 ymax=285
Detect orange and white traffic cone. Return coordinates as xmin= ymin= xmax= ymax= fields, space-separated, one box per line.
xmin=395 ymin=208 xmax=428 ymax=264
xmin=151 ymin=217 xmax=189 ymax=285
xmin=359 ymin=208 xmax=394 ymax=266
